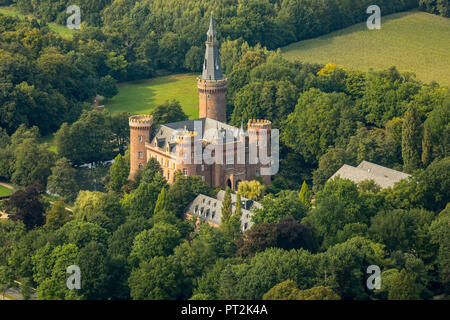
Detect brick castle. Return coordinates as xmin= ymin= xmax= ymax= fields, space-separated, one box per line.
xmin=128 ymin=14 xmax=272 ymax=191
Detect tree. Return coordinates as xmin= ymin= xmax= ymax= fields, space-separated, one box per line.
xmin=237 ymin=222 xmax=278 ymax=257
xmin=402 ymin=104 xmax=423 ymax=173
xmin=252 ymin=190 xmax=308 ymax=224
xmin=276 ymin=218 xmax=316 ymax=252
xmin=263 ymin=280 xmax=300 ymax=300
xmin=0 ymin=265 xmax=15 ymax=300
xmin=299 ymin=181 xmax=311 ymax=208
xmin=6 ymin=185 xmax=45 ymax=230
xmin=129 ymin=255 xmax=180 ymax=300
xmin=221 ymin=187 xmax=233 ymax=225
xmin=76 ymin=241 xmax=110 ymax=299
xmin=184 ymin=46 xmax=203 ymax=72
xmin=97 ymin=75 xmax=118 ymax=98
xmin=73 ymin=190 xmax=124 ymax=232
xmin=107 ymin=153 xmax=130 ymax=192
xmin=47 ymin=157 xmax=79 ymax=203
xmin=312 ymin=147 xmax=352 ymax=191
xmin=55 ymin=109 xmax=115 ymax=165
xmin=237 ymin=180 xmax=264 ymax=201
xmin=154 ymin=187 xmax=169 ymax=214
xmin=150 ymin=100 xmax=188 ymax=129
xmin=387 ymin=269 xmax=420 ymax=300
xmin=167 ymin=173 xmax=213 ymax=218
xmin=12 ymin=138 xmax=56 ymax=187
xmin=296 ymin=286 xmax=340 ymax=300
xmin=129 ymin=222 xmax=181 ymax=266
xmin=44 ymin=199 xmax=71 ymax=230
xmin=282 ymin=88 xmax=356 ymax=164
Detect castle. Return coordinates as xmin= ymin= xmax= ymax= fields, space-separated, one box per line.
xmin=128 ymin=14 xmax=272 ymax=191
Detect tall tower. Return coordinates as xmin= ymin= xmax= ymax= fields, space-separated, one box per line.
xmin=247 ymin=119 xmax=272 ymax=186
xmin=128 ymin=115 xmax=153 ymax=180
xmin=198 ymin=13 xmax=227 ymax=123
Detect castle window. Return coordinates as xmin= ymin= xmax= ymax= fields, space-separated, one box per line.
xmin=195 ymin=205 xmax=198 ymax=213
xmin=202 ymin=176 xmax=205 ymax=182
xmin=183 ymin=168 xmax=188 ymax=176
xmin=139 ymin=136 xmax=143 ymax=142
xmin=167 ymin=172 xmax=170 ymax=181
xmin=206 ymin=209 xmax=210 ymax=217
xmin=138 ymin=163 xmax=143 ymax=169
xmin=212 ymin=211 xmax=216 ymax=219
xmin=138 ymin=152 xmax=143 ymax=159
xmin=201 ymin=165 xmax=205 ymax=172
xmin=243 ymin=223 xmax=248 ymax=231
xmin=256 ymin=169 xmax=260 ymax=176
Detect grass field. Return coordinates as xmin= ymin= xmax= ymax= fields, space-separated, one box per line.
xmin=0 ymin=5 xmax=77 ymax=39
xmin=0 ymin=185 xmax=12 ymax=198
xmin=282 ymin=10 xmax=450 ymax=87
xmin=105 ymin=74 xmax=200 ymax=119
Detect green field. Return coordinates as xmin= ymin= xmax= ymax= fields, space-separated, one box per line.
xmin=282 ymin=10 xmax=450 ymax=86
xmin=0 ymin=185 xmax=12 ymax=198
xmin=0 ymin=5 xmax=77 ymax=39
xmin=105 ymin=74 xmax=200 ymax=119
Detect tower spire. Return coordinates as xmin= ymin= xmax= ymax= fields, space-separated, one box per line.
xmin=201 ymin=12 xmax=223 ymax=81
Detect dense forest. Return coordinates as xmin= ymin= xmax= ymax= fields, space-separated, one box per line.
xmin=0 ymin=0 xmax=449 ymax=301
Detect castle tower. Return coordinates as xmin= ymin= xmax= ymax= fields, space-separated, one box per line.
xmin=129 ymin=115 xmax=153 ymax=180
xmin=247 ymin=119 xmax=272 ymax=186
xmin=197 ymin=13 xmax=227 ymax=123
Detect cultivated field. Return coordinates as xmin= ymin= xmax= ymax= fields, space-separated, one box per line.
xmin=282 ymin=10 xmax=450 ymax=86
xmin=105 ymin=74 xmax=200 ymax=119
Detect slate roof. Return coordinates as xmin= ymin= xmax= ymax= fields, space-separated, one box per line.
xmin=200 ymin=14 xmax=224 ymax=81
xmin=186 ymin=192 xmax=262 ymax=231
xmin=149 ymin=118 xmax=244 ymax=153
xmin=329 ymin=161 xmax=411 ymax=189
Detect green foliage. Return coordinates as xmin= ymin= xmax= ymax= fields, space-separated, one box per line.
xmin=263 ymin=280 xmax=300 ymax=300
xmin=299 ymin=181 xmax=311 ymax=208
xmin=402 ymin=103 xmax=423 ymax=173
xmin=283 ymin=88 xmax=357 ymax=164
xmin=151 ymin=100 xmax=189 ymax=129
xmin=129 ymin=222 xmax=181 ymax=266
xmin=55 ymin=109 xmax=116 ymax=165
xmin=296 ymin=286 xmax=340 ymax=300
xmin=237 ymin=180 xmax=264 ymax=201
xmin=221 ymin=187 xmax=233 ymax=225
xmin=252 ymin=190 xmax=308 ymax=224
xmin=107 ymin=153 xmax=130 ymax=193
xmin=44 ymin=199 xmax=71 ymax=230
xmin=47 ymin=157 xmax=79 ymax=203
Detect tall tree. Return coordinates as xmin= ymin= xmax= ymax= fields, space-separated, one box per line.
xmin=221 ymin=187 xmax=233 ymax=225
xmin=299 ymin=181 xmax=312 ymax=208
xmin=47 ymin=157 xmax=79 ymax=203
xmin=402 ymin=104 xmax=423 ymax=173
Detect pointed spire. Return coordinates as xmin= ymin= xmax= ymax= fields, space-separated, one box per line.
xmin=207 ymin=12 xmax=216 ymax=38
xmin=201 ymin=12 xmax=224 ymax=81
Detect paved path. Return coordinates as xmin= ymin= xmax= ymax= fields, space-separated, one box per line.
xmin=0 ymin=182 xmax=14 ymax=190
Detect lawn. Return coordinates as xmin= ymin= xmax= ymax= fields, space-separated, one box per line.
xmin=282 ymin=10 xmax=450 ymax=87
xmin=0 ymin=185 xmax=12 ymax=198
xmin=0 ymin=5 xmax=77 ymax=39
xmin=105 ymin=74 xmax=200 ymax=119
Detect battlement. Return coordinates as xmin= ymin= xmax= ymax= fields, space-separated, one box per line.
xmin=129 ymin=115 xmax=153 ymax=128
xmin=247 ymin=119 xmax=272 ymax=129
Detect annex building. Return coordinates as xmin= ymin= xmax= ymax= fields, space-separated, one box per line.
xmin=329 ymin=161 xmax=411 ymax=189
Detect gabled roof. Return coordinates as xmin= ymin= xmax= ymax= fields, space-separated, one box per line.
xmin=329 ymin=161 xmax=411 ymax=189
xmin=185 ymin=192 xmax=261 ymax=231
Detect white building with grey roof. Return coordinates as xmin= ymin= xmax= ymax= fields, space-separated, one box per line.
xmin=329 ymin=161 xmax=411 ymax=189
xmin=185 ymin=191 xmax=261 ymax=232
